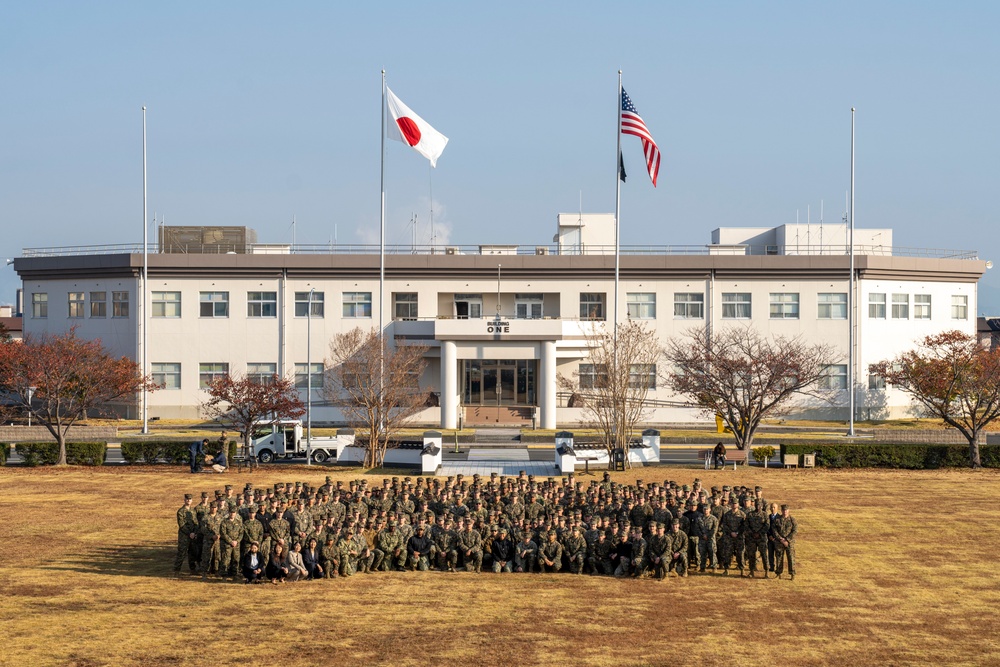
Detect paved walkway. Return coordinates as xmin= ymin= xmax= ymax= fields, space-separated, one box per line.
xmin=441 ymin=448 xmax=555 ymax=476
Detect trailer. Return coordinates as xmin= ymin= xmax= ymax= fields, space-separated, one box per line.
xmin=251 ymin=420 xmax=350 ymax=464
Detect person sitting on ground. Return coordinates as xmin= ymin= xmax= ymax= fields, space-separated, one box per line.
xmin=287 ymin=541 xmax=308 ymax=582
xmin=491 ymin=527 xmax=514 ymax=573
xmin=242 ymin=541 xmax=264 ymax=584
xmin=302 ymin=537 xmax=323 ymax=580
xmin=267 ymin=543 xmax=289 ymax=584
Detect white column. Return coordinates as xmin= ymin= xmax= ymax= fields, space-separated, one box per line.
xmin=441 ymin=340 xmax=458 ymax=429
xmin=540 ymin=339 xmax=557 ymax=430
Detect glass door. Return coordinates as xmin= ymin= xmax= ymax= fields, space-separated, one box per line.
xmin=499 ymin=365 xmax=516 ymax=405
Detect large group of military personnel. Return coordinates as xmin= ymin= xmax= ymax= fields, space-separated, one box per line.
xmin=174 ymin=470 xmax=798 ymax=584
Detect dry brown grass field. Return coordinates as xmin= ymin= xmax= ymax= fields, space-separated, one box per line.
xmin=2 ymin=465 xmax=1000 ymax=667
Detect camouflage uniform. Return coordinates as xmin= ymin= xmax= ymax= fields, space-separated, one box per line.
xmin=589 ymin=535 xmax=615 ymax=575
xmin=539 ymin=535 xmax=563 ymax=573
xmin=320 ymin=538 xmax=340 ymax=578
xmin=772 ymin=510 xmax=797 ymax=579
xmin=695 ymin=510 xmax=720 ymax=571
xmin=458 ymin=528 xmax=483 ymax=572
xmin=666 ymin=524 xmax=689 ymax=576
xmin=647 ymin=527 xmax=670 ymax=580
xmin=241 ymin=516 xmax=264 ymax=559
xmin=431 ymin=525 xmax=459 ymax=571
xmin=744 ymin=506 xmax=770 ymax=576
xmin=199 ymin=509 xmax=223 ymax=576
xmin=219 ymin=513 xmax=244 ymax=577
xmin=719 ymin=506 xmax=746 ymax=574
xmin=514 ymin=538 xmax=538 ymax=573
xmin=563 ymin=531 xmax=587 ymax=574
xmin=174 ymin=501 xmax=199 ymax=573
xmin=337 ymin=533 xmax=360 ymax=576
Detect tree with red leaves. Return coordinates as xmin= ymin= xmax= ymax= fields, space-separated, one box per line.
xmin=664 ymin=327 xmax=835 ymax=451
xmin=201 ymin=373 xmax=305 ymax=461
xmin=0 ymin=329 xmax=154 ymax=465
xmin=871 ymin=330 xmax=1000 ymax=469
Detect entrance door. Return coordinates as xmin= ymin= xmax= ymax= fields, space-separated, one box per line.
xmin=462 ymin=359 xmax=536 ymax=406
xmin=499 ymin=365 xmax=516 ymax=405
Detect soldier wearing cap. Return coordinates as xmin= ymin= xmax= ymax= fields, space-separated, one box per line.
xmin=718 ymin=497 xmax=746 ymax=576
xmin=174 ymin=493 xmax=198 ymax=575
xmin=772 ymin=504 xmax=797 ymax=580
xmin=199 ymin=503 xmax=223 ymax=579
xmin=666 ymin=518 xmax=688 ymax=577
xmin=219 ymin=506 xmax=244 ymax=578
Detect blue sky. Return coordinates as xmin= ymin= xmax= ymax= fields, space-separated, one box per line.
xmin=2 ymin=2 xmax=998 ymax=310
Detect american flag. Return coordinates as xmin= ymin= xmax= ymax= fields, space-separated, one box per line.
xmin=621 ymin=88 xmax=660 ymax=187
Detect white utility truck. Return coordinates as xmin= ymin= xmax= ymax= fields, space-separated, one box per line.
xmin=250 ymin=420 xmax=350 ymax=463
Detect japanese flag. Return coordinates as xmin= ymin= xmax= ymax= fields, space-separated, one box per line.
xmin=386 ymin=87 xmax=449 ymax=168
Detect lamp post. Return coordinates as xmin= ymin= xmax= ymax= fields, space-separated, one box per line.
xmin=306 ymin=288 xmax=314 ymax=466
xmin=27 ymin=386 xmax=35 ymax=427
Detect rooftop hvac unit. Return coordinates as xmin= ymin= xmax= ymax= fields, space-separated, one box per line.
xmin=445 ymin=247 xmax=459 ymax=255
xmin=535 ymin=246 xmax=549 ymax=255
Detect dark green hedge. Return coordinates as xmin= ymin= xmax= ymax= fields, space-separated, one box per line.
xmin=120 ymin=440 xmax=200 ymax=464
xmin=0 ymin=443 xmax=8 ymax=466
xmin=780 ymin=443 xmax=1000 ymax=469
xmin=17 ymin=442 xmax=107 ymax=466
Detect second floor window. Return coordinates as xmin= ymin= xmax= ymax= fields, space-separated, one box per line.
xmin=869 ymin=293 xmax=886 ymax=319
xmin=247 ymin=292 xmax=277 ymax=318
xmin=394 ymin=293 xmax=418 ymax=320
xmin=952 ymin=295 xmax=968 ymax=320
xmin=68 ymin=292 xmax=85 ymax=318
xmin=152 ymin=291 xmax=181 ymax=318
xmin=294 ymin=291 xmax=324 ymax=317
xmin=580 ymin=293 xmax=605 ymax=321
xmin=722 ymin=293 xmax=751 ymax=319
xmin=817 ymin=293 xmax=847 ymax=319
xmin=892 ymin=294 xmax=909 ymax=319
xmin=200 ymin=292 xmax=229 ymax=318
xmin=90 ymin=291 xmax=106 ymax=318
xmin=673 ymin=292 xmax=704 ymax=319
xmin=32 ymin=293 xmax=48 ymax=318
xmin=112 ymin=291 xmax=129 ymax=318
xmin=515 ymin=293 xmax=543 ymax=319
xmin=627 ymin=293 xmax=656 ymax=320
xmin=914 ymin=294 xmax=931 ymax=319
xmin=769 ymin=293 xmax=799 ymax=319
xmin=343 ymin=292 xmax=372 ymax=318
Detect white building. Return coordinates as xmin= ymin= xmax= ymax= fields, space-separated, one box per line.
xmin=13 ymin=218 xmax=985 ymax=426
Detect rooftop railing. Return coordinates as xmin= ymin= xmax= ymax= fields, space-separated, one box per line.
xmin=19 ymin=242 xmax=979 ymax=260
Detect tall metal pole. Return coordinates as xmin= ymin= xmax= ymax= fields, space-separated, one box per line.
xmin=379 ymin=70 xmax=387 ymax=446
xmin=848 ymin=107 xmax=856 ymax=437
xmin=306 ymin=288 xmax=313 ymax=465
xmin=613 ymin=70 xmax=623 ymax=455
xmin=141 ymin=106 xmax=149 ymax=434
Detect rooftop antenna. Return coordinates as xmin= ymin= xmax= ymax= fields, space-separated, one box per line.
xmin=806 ymin=204 xmax=811 ymax=252
xmin=795 ymin=209 xmax=800 ymax=252
xmin=411 ymin=213 xmax=418 ymax=254
xmin=820 ymin=199 xmax=824 ymax=254
xmin=291 ymin=215 xmax=296 ymax=247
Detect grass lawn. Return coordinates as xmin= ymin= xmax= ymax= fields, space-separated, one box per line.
xmin=2 ymin=465 xmax=999 ymax=666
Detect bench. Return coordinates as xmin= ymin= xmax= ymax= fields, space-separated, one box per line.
xmin=699 ymin=448 xmax=748 ymax=470
xmin=233 ymin=455 xmax=257 ymax=473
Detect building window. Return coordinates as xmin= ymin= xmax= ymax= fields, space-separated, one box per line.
xmin=914 ymin=294 xmax=931 ymax=320
xmin=455 ymin=294 xmax=483 ymax=319
xmin=869 ymin=293 xmax=886 ymax=319
xmin=31 ymin=293 xmax=48 ymax=319
xmin=580 ymin=293 xmax=606 ymax=321
xmin=90 ymin=291 xmax=106 ymax=318
xmin=952 ymin=295 xmax=968 ymax=320
xmin=295 ymin=363 xmax=325 ymax=390
xmin=819 ymin=364 xmax=848 ymax=390
xmin=247 ymin=362 xmax=277 ymax=384
xmin=579 ymin=363 xmax=608 ymax=389
xmin=199 ymin=363 xmax=229 ymax=389
xmin=152 ymin=291 xmax=181 ymax=318
xmin=892 ymin=293 xmax=909 ymax=319
xmin=200 ymin=292 xmax=229 ymax=318
xmin=393 ymin=293 xmax=418 ymax=320
xmin=295 ymin=291 xmax=324 ymax=318
xmin=152 ymin=363 xmax=181 ymax=390
xmin=722 ymin=293 xmax=751 ymax=319
xmin=515 ymin=293 xmax=544 ymax=319
xmin=627 ymin=293 xmax=656 ymax=320
xmin=112 ymin=291 xmax=129 ymax=318
xmin=818 ymin=293 xmax=848 ymax=320
xmin=868 ymin=373 xmax=886 ymax=390
xmin=769 ymin=293 xmax=799 ymax=319
xmin=247 ymin=292 xmax=277 ymax=318
xmin=629 ymin=363 xmax=656 ymax=389
xmin=343 ymin=292 xmax=372 ymax=318
xmin=68 ymin=292 xmax=85 ymax=319
xmin=673 ymin=292 xmax=704 ymax=319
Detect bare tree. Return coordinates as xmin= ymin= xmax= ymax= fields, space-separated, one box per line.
xmin=871 ymin=330 xmax=1000 ymax=469
xmin=558 ymin=320 xmax=661 ymax=469
xmin=201 ymin=373 xmax=305 ymax=460
xmin=664 ymin=327 xmax=835 ymax=451
xmin=325 ymin=328 xmax=430 ymax=468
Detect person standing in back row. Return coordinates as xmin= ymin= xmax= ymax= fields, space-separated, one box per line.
xmin=772 ymin=504 xmax=797 ymax=580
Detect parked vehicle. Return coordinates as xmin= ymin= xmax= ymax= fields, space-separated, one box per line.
xmin=251 ymin=420 xmax=347 ymax=464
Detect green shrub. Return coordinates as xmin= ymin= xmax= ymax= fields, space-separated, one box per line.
xmin=0 ymin=443 xmax=8 ymax=466
xmin=752 ymin=445 xmax=776 ymax=464
xmin=120 ymin=439 xmax=197 ymax=464
xmin=16 ymin=442 xmax=106 ymax=466
xmin=780 ymin=442 xmax=1000 ymax=469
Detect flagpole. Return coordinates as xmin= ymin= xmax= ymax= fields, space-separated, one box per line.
xmin=379 ymin=70 xmax=387 ymax=450
xmin=613 ymin=70 xmax=622 ymax=455
xmin=141 ymin=105 xmax=149 ymax=434
xmin=848 ymin=107 xmax=856 ymax=437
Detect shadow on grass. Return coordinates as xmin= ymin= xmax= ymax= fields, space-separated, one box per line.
xmin=43 ymin=542 xmax=188 ymax=579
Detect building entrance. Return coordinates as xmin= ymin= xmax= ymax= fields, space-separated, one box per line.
xmin=462 ymin=360 xmax=536 ymax=406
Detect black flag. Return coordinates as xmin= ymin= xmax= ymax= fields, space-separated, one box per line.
xmin=619 ymin=153 xmax=627 ymax=183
